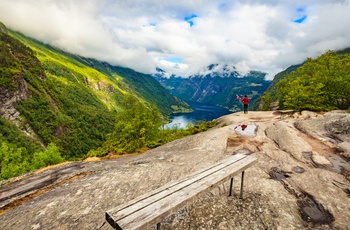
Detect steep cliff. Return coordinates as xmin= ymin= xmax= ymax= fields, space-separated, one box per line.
xmin=0 ymin=24 xmax=190 ymax=160
xmin=0 ymin=24 xmax=46 ymax=143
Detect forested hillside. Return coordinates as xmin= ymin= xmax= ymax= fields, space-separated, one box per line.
xmin=257 ymin=49 xmax=350 ymax=111
xmin=0 ymin=23 xmax=189 ymax=179
xmin=252 ymin=64 xmax=301 ymax=110
xmin=154 ymin=65 xmax=271 ymax=111
xmin=76 ymin=59 xmax=190 ymax=115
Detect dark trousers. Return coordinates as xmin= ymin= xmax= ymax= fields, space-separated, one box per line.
xmin=244 ymin=104 xmax=248 ymax=114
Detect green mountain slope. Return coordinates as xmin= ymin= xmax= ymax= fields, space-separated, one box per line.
xmin=0 ymin=24 xmax=189 ymax=160
xmin=155 ymin=67 xmax=271 ymax=111
xmin=251 ymin=64 xmax=301 ymax=110
xmin=255 ymin=48 xmax=350 ymax=111
xmin=76 ymin=59 xmax=189 ymax=115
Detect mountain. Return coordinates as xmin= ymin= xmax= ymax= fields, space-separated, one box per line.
xmin=0 ymin=23 xmax=189 ymax=160
xmin=254 ymin=47 xmax=350 ymax=111
xmin=154 ymin=64 xmax=271 ymax=111
xmin=76 ymin=60 xmax=191 ymax=115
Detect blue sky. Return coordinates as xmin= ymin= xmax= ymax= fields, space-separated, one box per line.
xmin=294 ymin=15 xmax=307 ymax=23
xmin=293 ymin=7 xmax=307 ymax=23
xmin=165 ymin=57 xmax=184 ymax=64
xmin=184 ymin=14 xmax=198 ymax=27
xmin=0 ymin=0 xmax=350 ymax=79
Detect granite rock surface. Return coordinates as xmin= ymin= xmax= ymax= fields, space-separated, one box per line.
xmin=0 ymin=111 xmax=349 ymax=230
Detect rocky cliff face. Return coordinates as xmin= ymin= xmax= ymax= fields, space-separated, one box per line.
xmin=1 ymin=27 xmax=192 ymax=159
xmin=0 ymin=111 xmax=349 ymax=229
xmin=0 ymin=77 xmax=38 ymax=139
xmin=0 ymin=77 xmax=29 ymax=121
xmin=0 ymin=28 xmax=42 ymax=138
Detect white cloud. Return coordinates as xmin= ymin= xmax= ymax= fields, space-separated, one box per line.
xmin=0 ymin=0 xmax=350 ymax=80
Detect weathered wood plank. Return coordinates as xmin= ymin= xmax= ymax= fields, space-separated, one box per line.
xmin=120 ymin=156 xmax=256 ymax=229
xmin=108 ymin=154 xmax=246 ymax=220
xmin=106 ymin=154 xmax=257 ymax=230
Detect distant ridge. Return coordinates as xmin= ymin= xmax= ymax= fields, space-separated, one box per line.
xmin=154 ymin=64 xmax=271 ymax=111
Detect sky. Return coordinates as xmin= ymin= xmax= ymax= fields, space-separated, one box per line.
xmin=0 ymin=0 xmax=350 ymax=80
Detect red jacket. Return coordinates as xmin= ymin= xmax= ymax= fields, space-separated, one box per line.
xmin=242 ymin=97 xmax=250 ymax=105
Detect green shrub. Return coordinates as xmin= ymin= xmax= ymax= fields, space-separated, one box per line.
xmin=31 ymin=143 xmax=65 ymax=169
xmin=0 ymin=142 xmax=29 ymax=180
xmin=0 ymin=141 xmax=64 ymax=180
xmin=278 ymin=51 xmax=350 ymax=112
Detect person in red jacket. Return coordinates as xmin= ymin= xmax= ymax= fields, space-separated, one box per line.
xmin=236 ymin=94 xmax=250 ymax=114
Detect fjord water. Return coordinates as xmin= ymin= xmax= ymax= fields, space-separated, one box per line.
xmin=166 ymin=101 xmax=233 ymax=129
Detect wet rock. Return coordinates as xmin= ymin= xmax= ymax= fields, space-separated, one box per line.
xmin=292 ymin=166 xmax=305 ymax=173
xmin=268 ymin=167 xmax=291 ymax=181
xmin=297 ymin=191 xmax=334 ymax=226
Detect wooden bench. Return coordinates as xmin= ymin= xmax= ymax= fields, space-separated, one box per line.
xmin=106 ymin=154 xmax=257 ymax=230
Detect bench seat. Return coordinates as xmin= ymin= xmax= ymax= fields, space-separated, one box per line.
xmin=106 ymin=154 xmax=257 ymax=230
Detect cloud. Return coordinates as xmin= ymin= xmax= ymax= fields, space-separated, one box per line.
xmin=0 ymin=0 xmax=350 ymax=80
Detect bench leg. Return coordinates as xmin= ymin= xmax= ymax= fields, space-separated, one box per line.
xmin=229 ymin=178 xmax=234 ymax=196
xmin=240 ymin=171 xmax=245 ymax=199
xmin=157 ymin=223 xmax=160 ymax=230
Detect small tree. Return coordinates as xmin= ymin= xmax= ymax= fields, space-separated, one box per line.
xmin=259 ymin=92 xmax=273 ymax=111
xmin=89 ymin=95 xmax=162 ymax=155
xmin=0 ymin=142 xmax=28 ymax=180
xmin=31 ymin=143 xmax=64 ymax=169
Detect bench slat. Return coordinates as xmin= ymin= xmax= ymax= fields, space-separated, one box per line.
xmin=106 ymin=154 xmax=257 ymax=230
xmin=121 ymin=156 xmax=256 ymax=230
xmin=108 ymin=154 xmax=246 ymax=219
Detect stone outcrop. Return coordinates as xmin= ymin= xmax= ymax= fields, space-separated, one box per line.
xmin=0 ymin=77 xmax=37 ymax=138
xmin=0 ymin=77 xmax=29 ymax=121
xmin=0 ymin=111 xmax=349 ymax=229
